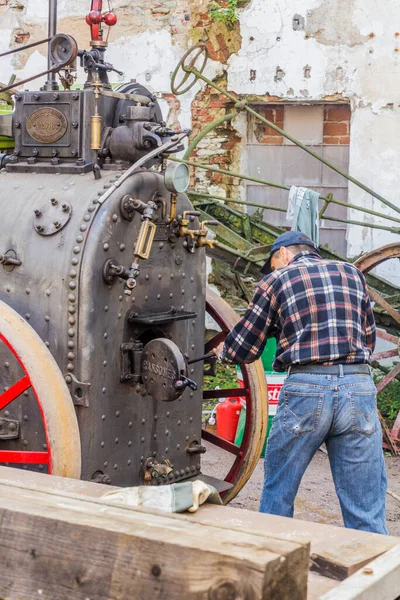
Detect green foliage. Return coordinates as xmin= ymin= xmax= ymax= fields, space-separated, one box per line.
xmin=203 ymin=362 xmax=238 ymax=412
xmin=375 ymin=373 xmax=400 ymax=426
xmin=209 ymin=0 xmax=239 ymax=27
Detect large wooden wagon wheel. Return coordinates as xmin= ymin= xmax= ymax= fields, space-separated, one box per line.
xmin=354 ymin=242 xmax=400 ymax=455
xmin=0 ymin=300 xmax=81 ymax=476
xmin=202 ymin=289 xmax=268 ymax=503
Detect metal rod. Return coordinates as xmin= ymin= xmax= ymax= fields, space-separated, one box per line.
xmin=187 ymin=190 xmax=287 ymax=212
xmin=0 ymin=37 xmax=51 ymax=59
xmin=45 ymin=0 xmax=58 ymax=90
xmin=0 ymin=66 xmax=59 ymax=94
xmin=175 ymin=158 xmax=400 ymax=227
xmin=320 ymin=215 xmax=400 ymax=233
xmin=187 ymin=190 xmax=400 ymax=234
xmin=189 ymin=67 xmax=400 ymax=216
xmin=184 ymin=111 xmax=237 ymax=159
xmin=170 ymin=156 xmax=288 ymax=189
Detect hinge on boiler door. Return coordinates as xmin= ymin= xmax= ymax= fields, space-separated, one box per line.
xmin=120 ymin=341 xmax=143 ymax=383
xmin=0 ymin=418 xmax=19 ymax=440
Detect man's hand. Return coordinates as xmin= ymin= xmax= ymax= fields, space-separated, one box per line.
xmin=213 ymin=341 xmax=225 ymax=358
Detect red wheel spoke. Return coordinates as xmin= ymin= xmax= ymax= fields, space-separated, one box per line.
xmin=203 ymin=387 xmax=249 ymax=400
xmin=376 ymin=329 xmax=399 ymax=346
xmin=204 ymin=331 xmax=226 ymax=354
xmin=372 ymin=349 xmax=399 ymax=361
xmin=0 ymin=375 xmax=30 ymax=410
xmin=0 ymin=451 xmax=49 ymax=464
xmin=391 ymin=410 xmax=400 ymax=443
xmin=376 ymin=362 xmax=400 ymax=394
xmin=368 ymin=286 xmax=400 ymax=327
xmin=202 ymin=429 xmax=242 ymax=456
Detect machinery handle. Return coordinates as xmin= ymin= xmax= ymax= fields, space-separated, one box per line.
xmin=187 ymin=352 xmax=216 ymax=365
xmin=175 ymin=375 xmax=198 ymax=392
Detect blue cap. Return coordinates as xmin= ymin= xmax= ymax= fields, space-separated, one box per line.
xmin=261 ymin=231 xmax=317 ymax=275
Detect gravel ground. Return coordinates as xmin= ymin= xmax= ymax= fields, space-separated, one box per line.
xmin=203 ymin=447 xmax=400 ymax=536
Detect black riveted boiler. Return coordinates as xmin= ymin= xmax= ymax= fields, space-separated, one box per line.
xmin=0 ymin=0 xmax=267 ymax=498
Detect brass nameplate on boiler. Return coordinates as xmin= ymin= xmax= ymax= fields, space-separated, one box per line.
xmin=26 ymin=107 xmax=68 ymax=144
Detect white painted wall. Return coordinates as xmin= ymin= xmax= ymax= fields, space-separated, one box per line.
xmin=228 ymin=0 xmax=400 ymax=268
xmin=1 ymin=0 xmax=400 ymax=271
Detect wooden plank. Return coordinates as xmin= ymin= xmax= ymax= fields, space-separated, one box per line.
xmin=0 ymin=473 xmax=309 ymax=600
xmin=320 ymin=544 xmax=400 ymax=600
xmin=2 ymin=468 xmax=399 ymax=597
xmin=306 ymin=573 xmax=339 ymax=600
xmin=190 ymin=504 xmax=400 ymax=581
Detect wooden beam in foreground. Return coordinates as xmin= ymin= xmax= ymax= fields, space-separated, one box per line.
xmin=0 ymin=468 xmax=309 ymax=600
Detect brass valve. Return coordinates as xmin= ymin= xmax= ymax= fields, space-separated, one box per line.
xmin=177 ymin=210 xmax=201 ymax=239
xmin=177 ymin=212 xmax=219 ymax=249
xmin=196 ymin=220 xmax=219 ymax=249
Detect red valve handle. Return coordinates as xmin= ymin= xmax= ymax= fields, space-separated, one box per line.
xmin=86 ymin=0 xmax=103 ymax=41
xmin=85 ymin=1 xmax=117 ymax=42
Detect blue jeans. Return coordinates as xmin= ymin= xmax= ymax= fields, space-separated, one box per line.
xmin=260 ymin=373 xmax=388 ymax=535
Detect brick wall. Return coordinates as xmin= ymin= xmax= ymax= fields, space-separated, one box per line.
xmin=323 ymin=105 xmax=351 ymax=144
xmin=190 ymin=79 xmax=242 ymax=195
xmin=253 ymin=103 xmax=351 ymax=145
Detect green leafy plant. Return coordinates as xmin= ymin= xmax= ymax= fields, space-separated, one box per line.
xmin=374 ymin=372 xmax=400 ymax=426
xmin=203 ymin=362 xmax=238 ymax=413
xmin=209 ymin=0 xmax=239 ymax=27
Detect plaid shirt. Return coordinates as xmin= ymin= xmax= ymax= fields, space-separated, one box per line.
xmin=221 ymin=250 xmax=376 ymax=372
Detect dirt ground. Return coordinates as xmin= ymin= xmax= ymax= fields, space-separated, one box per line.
xmin=203 ymin=448 xmax=400 ymax=536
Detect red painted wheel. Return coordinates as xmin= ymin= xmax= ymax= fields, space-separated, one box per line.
xmin=202 ymin=289 xmax=268 ymax=503
xmin=354 ymin=243 xmax=400 ymax=455
xmin=0 ymin=300 xmax=81 ymax=476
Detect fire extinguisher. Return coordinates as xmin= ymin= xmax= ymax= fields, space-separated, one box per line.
xmin=216 ymin=397 xmax=242 ymax=442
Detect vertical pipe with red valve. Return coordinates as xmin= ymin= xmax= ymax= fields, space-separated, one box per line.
xmin=85 ymin=0 xmax=118 ymax=45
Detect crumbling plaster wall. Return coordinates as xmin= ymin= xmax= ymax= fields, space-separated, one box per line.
xmin=229 ymin=0 xmax=400 ymax=281
xmin=1 ymin=0 xmax=400 ymax=276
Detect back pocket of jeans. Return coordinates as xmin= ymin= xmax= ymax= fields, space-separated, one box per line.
xmin=283 ymin=390 xmax=324 ymax=436
xmin=349 ymin=390 xmax=378 ymax=436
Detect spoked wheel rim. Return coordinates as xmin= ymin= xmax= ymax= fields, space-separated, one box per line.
xmin=0 ymin=300 xmax=81 ymax=476
xmin=203 ymin=288 xmax=268 ymax=503
xmin=354 ymin=243 xmax=400 ymax=454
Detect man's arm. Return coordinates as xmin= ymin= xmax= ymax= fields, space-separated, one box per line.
xmin=219 ymin=281 xmax=280 ymax=365
xmin=364 ymin=289 xmax=376 ymax=356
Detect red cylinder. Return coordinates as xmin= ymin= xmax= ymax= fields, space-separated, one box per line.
xmin=103 ymin=12 xmax=117 ymax=26
xmin=216 ymin=397 xmax=242 ymax=442
xmin=86 ymin=10 xmax=102 ymax=24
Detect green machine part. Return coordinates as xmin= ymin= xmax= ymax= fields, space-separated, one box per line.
xmin=0 ymin=104 xmax=14 ymax=151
